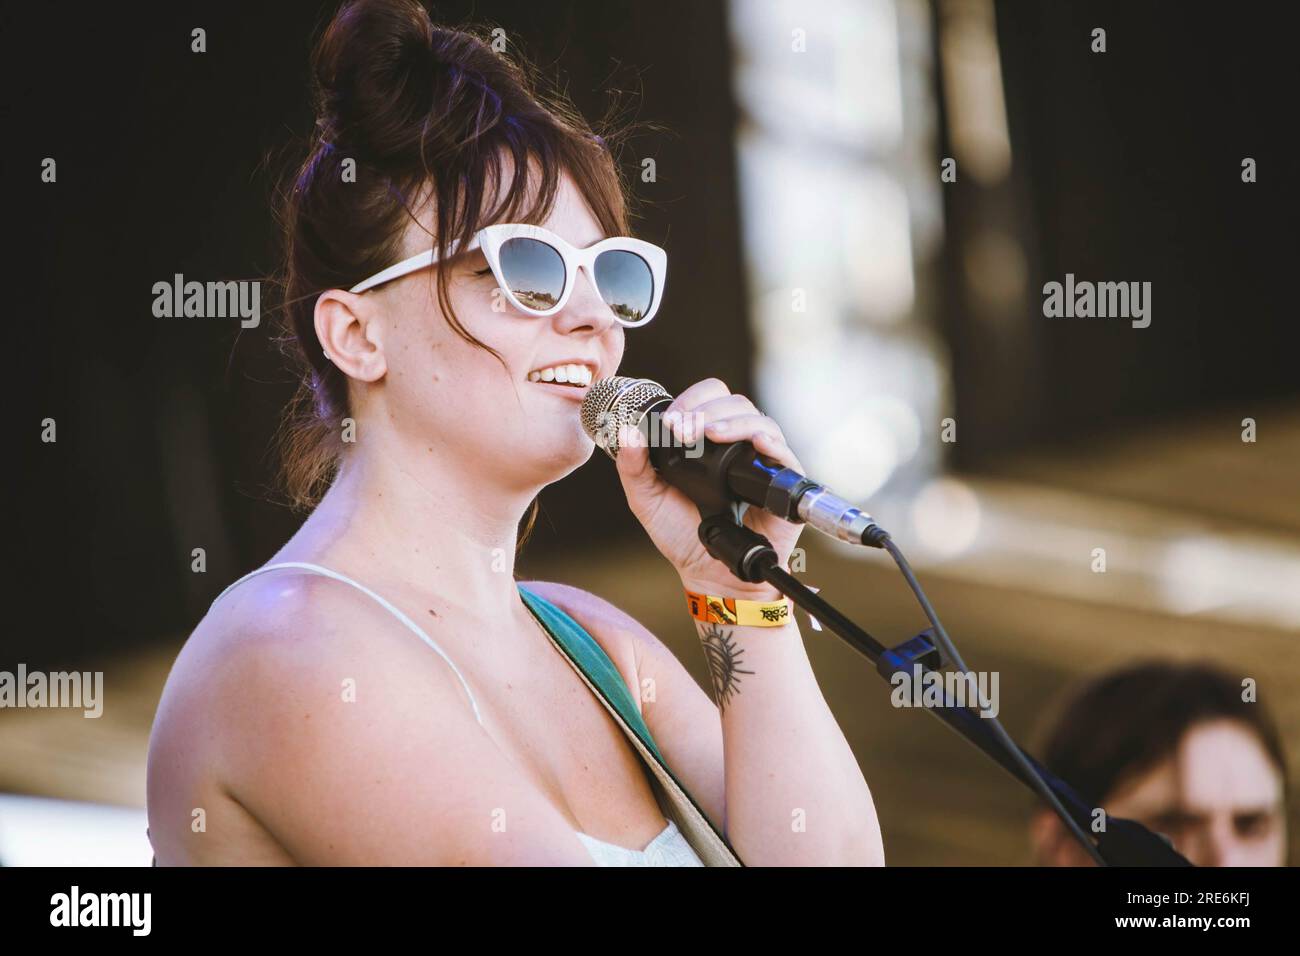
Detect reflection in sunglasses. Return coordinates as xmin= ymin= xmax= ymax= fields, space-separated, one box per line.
xmin=512 ymin=289 xmax=559 ymax=309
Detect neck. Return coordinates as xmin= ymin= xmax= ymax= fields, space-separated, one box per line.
xmin=295 ymin=433 xmax=538 ymax=615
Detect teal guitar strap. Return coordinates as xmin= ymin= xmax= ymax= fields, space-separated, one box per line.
xmin=517 ymin=583 xmax=743 ymax=866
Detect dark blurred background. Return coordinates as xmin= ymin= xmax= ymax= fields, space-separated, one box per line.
xmin=5 ymin=0 xmax=1298 ymax=864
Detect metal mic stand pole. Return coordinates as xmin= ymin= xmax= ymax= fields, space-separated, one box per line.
xmin=695 ymin=511 xmax=1191 ymax=867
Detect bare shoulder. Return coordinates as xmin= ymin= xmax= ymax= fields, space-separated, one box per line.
xmin=517 ymin=580 xmax=665 ymax=694
xmin=518 ymin=580 xmax=656 ymax=642
xmin=164 ymin=569 xmax=473 ymax=711
xmin=150 ymin=568 xmax=592 ymax=864
xmin=155 ymin=568 xmax=489 ymax=767
xmin=517 ymin=579 xmax=677 ymax=652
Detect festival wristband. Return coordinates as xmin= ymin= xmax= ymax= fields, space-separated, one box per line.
xmin=685 ymin=589 xmax=791 ymax=627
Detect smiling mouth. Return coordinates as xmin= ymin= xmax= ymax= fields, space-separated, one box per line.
xmin=527 ymin=363 xmax=595 ymax=388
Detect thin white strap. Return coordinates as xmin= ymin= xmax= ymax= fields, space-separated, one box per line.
xmin=213 ymin=562 xmax=485 ymax=728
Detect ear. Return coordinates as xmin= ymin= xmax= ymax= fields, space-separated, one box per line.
xmin=314 ymin=289 xmax=387 ymax=383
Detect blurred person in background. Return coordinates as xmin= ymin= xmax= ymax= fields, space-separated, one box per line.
xmin=1029 ymin=660 xmax=1288 ymax=866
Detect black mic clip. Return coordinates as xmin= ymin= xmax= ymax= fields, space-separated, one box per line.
xmin=696 ymin=510 xmax=780 ymax=585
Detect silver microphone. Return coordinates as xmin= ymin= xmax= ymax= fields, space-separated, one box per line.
xmin=580 ymin=376 xmax=887 ymax=548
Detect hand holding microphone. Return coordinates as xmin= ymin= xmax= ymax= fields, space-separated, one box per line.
xmin=592 ymin=376 xmax=807 ymax=600
xmin=582 ymin=375 xmax=889 ymax=593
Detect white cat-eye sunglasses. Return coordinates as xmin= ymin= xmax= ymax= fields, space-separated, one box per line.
xmin=349 ymin=223 xmax=667 ymax=327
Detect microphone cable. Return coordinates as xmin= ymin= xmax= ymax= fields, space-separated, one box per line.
xmin=876 ymin=531 xmax=1108 ymax=866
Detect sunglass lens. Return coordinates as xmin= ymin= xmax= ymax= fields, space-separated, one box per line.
xmin=498 ymin=237 xmax=566 ymax=311
xmin=594 ymin=250 xmax=654 ymax=323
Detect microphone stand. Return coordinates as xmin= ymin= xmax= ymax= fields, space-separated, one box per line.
xmin=695 ymin=511 xmax=1192 ymax=867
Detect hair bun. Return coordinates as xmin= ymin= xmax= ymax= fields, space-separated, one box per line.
xmin=312 ymin=0 xmax=436 ymax=159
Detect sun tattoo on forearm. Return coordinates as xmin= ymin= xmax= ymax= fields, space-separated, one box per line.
xmin=698 ymin=623 xmax=755 ymax=713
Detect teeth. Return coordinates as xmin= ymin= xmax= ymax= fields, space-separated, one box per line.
xmin=528 ymin=364 xmax=593 ymax=386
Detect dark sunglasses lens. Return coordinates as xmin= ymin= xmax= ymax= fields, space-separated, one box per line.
xmin=498 ymin=237 xmax=566 ymax=311
xmin=594 ymin=250 xmax=654 ymax=323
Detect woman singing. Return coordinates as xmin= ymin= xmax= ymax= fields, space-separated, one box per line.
xmin=146 ymin=0 xmax=884 ymax=866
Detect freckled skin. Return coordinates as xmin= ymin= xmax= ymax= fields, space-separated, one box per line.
xmin=334 ymin=170 xmax=625 ymax=489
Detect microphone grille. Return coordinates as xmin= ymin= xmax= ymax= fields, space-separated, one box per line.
xmin=580 ymin=376 xmax=671 ymax=459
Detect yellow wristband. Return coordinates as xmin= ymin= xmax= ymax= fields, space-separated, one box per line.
xmin=685 ymin=589 xmax=791 ymax=627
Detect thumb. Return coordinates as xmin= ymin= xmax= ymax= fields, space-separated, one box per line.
xmin=614 ymin=423 xmax=655 ymax=488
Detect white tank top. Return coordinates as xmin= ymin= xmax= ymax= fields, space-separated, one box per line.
xmin=215 ymin=562 xmax=704 ymax=867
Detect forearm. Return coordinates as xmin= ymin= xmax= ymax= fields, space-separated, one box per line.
xmin=682 ymin=578 xmax=885 ymax=866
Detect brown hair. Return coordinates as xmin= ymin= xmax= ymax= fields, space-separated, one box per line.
xmin=274 ymin=0 xmax=635 ymax=541
xmin=1035 ymin=659 xmax=1289 ymax=807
